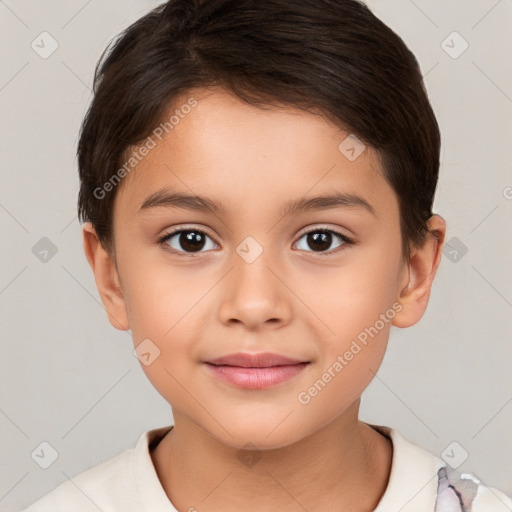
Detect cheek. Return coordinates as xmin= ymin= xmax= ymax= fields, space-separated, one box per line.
xmin=296 ymin=338 xmax=387 ymax=429
xmin=306 ymin=252 xmax=400 ymax=336
xmin=296 ymin=310 xmax=392 ymax=423
xmin=120 ymin=251 xmax=195 ymax=339
xmin=129 ymin=293 xmax=198 ymax=409
xmin=121 ymin=257 xmax=202 ymax=386
xmin=301 ymin=243 xmax=400 ymax=387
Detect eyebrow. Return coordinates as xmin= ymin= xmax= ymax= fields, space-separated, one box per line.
xmin=139 ymin=188 xmax=376 ymax=217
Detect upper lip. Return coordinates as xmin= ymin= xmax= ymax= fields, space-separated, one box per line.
xmin=205 ymin=352 xmax=308 ymax=368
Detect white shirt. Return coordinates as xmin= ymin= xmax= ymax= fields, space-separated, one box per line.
xmin=24 ymin=423 xmax=512 ymax=511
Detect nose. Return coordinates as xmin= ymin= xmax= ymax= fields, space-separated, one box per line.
xmin=217 ymin=240 xmax=293 ymax=331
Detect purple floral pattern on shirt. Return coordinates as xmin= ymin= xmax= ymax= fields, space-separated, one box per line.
xmin=435 ymin=466 xmax=479 ymax=511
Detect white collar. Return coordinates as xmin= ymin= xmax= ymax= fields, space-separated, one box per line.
xmin=133 ymin=423 xmax=446 ymax=511
xmin=369 ymin=423 xmax=446 ymax=511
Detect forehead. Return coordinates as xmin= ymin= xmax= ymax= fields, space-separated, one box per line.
xmin=115 ymin=87 xmax=394 ymax=218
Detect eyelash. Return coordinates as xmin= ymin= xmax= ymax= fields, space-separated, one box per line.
xmin=158 ymin=226 xmax=355 ymax=258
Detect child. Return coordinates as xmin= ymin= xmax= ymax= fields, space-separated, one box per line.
xmin=25 ymin=0 xmax=511 ymax=510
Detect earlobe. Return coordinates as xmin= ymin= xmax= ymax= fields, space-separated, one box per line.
xmin=392 ymin=215 xmax=446 ymax=328
xmin=82 ymin=222 xmax=130 ymax=331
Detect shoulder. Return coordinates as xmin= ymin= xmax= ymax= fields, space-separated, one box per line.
xmin=435 ymin=465 xmax=512 ymax=512
xmin=24 ymin=445 xmax=136 ymax=512
xmin=368 ymin=423 xmax=512 ymax=512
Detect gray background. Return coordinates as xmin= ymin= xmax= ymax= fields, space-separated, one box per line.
xmin=1 ymin=1 xmax=511 ymax=510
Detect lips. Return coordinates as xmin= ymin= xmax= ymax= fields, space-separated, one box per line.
xmin=205 ymin=352 xmax=307 ymax=368
xmin=203 ymin=352 xmax=310 ymax=389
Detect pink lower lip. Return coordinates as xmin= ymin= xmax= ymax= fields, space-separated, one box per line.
xmin=204 ymin=362 xmax=309 ymax=389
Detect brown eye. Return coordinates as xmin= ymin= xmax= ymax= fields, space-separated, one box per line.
xmin=160 ymin=229 xmax=217 ymax=255
xmin=295 ymin=229 xmax=351 ymax=254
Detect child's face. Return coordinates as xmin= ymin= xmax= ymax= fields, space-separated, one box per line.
xmin=103 ymin=87 xmax=414 ymax=448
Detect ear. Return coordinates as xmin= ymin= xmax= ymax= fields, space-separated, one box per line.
xmin=82 ymin=222 xmax=130 ymax=331
xmin=392 ymin=215 xmax=446 ymax=328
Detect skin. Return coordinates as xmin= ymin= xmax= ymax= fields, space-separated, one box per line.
xmin=83 ymin=87 xmax=446 ymax=511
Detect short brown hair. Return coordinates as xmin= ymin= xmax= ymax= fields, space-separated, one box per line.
xmin=77 ymin=0 xmax=441 ymax=262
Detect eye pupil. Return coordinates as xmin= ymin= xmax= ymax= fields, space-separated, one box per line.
xmin=308 ymin=232 xmax=332 ymax=252
xmin=180 ymin=231 xmax=206 ymax=252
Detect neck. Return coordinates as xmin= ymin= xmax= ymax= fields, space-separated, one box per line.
xmin=151 ymin=403 xmax=392 ymax=512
